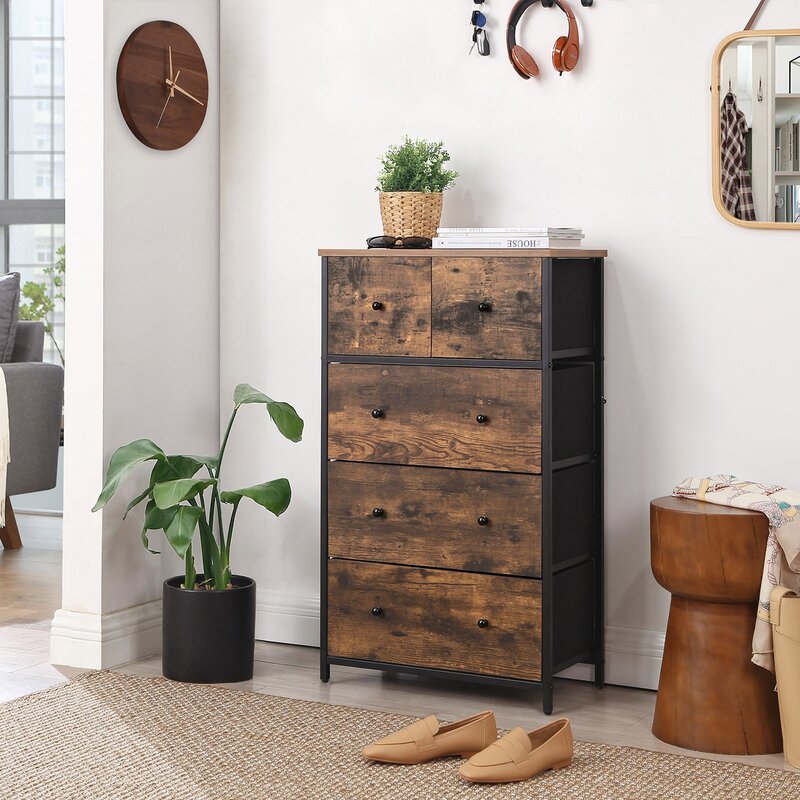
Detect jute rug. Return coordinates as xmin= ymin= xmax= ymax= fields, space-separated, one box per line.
xmin=0 ymin=672 xmax=797 ymax=799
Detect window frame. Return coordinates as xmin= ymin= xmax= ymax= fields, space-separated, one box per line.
xmin=0 ymin=0 xmax=65 ymax=366
xmin=0 ymin=0 xmax=65 ymax=243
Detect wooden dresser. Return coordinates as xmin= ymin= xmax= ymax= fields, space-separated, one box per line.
xmin=319 ymin=247 xmax=606 ymax=713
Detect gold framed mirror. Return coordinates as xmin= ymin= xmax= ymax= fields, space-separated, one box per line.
xmin=712 ymin=29 xmax=800 ymax=229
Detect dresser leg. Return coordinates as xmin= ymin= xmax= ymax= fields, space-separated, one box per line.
xmin=594 ymin=661 xmax=605 ymax=689
xmin=542 ymin=682 xmax=554 ymax=715
xmin=320 ymin=661 xmax=330 ymax=683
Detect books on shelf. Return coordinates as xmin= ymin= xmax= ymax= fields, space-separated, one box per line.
xmin=433 ymin=227 xmax=584 ymax=249
xmin=778 ymin=118 xmax=800 ymax=172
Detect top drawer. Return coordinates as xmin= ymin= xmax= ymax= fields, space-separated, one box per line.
xmin=327 ymin=256 xmax=431 ymax=356
xmin=326 ymin=256 xmax=542 ymax=360
xmin=432 ymin=257 xmax=542 ymax=360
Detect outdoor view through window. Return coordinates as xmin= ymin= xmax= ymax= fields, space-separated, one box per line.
xmin=3 ymin=0 xmax=64 ymax=365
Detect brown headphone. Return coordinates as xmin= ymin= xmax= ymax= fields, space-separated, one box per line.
xmin=506 ymin=0 xmax=580 ymax=79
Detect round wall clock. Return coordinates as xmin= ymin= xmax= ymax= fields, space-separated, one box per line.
xmin=116 ymin=20 xmax=208 ymax=151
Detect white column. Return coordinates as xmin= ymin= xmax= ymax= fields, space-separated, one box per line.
xmin=52 ymin=0 xmax=220 ymax=669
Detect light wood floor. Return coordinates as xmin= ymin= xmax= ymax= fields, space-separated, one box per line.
xmin=1 ymin=547 xmax=796 ymax=772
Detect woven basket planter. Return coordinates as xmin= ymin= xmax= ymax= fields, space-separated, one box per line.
xmin=379 ymin=191 xmax=443 ymax=239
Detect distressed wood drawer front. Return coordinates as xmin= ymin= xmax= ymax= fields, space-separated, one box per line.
xmin=327 ymin=364 xmax=541 ymax=473
xmin=328 ymin=561 xmax=541 ymax=681
xmin=328 ymin=462 xmax=542 ymax=577
xmin=432 ymin=257 xmax=542 ymax=360
xmin=327 ymin=256 xmax=431 ymax=356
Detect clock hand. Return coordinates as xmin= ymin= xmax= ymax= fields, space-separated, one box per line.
xmin=165 ymin=77 xmax=205 ymax=106
xmin=156 ymin=69 xmax=180 ymax=127
xmin=168 ymin=45 xmax=174 ymax=97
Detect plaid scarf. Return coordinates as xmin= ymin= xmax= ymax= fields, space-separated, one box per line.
xmin=720 ymin=92 xmax=756 ymax=221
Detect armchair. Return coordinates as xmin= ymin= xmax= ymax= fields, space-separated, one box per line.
xmin=0 ymin=321 xmax=64 ymax=549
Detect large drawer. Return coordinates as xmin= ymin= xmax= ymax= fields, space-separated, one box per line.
xmin=327 ymin=560 xmax=541 ymax=681
xmin=327 ymin=364 xmax=541 ymax=473
xmin=432 ymin=257 xmax=542 ymax=360
xmin=328 ymin=462 xmax=541 ymax=577
xmin=327 ymin=256 xmax=431 ymax=356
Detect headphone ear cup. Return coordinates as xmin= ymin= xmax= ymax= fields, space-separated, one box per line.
xmin=512 ymin=45 xmax=540 ymax=78
xmin=552 ymin=35 xmax=567 ymax=73
xmin=562 ymin=39 xmax=580 ymax=71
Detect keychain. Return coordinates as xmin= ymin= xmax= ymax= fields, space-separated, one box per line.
xmin=469 ymin=0 xmax=490 ymax=57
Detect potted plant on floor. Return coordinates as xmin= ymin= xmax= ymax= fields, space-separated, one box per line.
xmin=377 ymin=136 xmax=458 ymax=239
xmin=92 ymin=383 xmax=303 ymax=683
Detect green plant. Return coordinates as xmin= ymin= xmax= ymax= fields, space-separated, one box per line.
xmin=376 ymin=136 xmax=458 ymax=193
xmin=18 ymin=245 xmax=65 ymax=365
xmin=92 ymin=384 xmax=303 ymax=591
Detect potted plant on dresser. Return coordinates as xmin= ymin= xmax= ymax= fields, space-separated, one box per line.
xmin=92 ymin=384 xmax=303 ymax=683
xmin=377 ymin=136 xmax=458 ymax=239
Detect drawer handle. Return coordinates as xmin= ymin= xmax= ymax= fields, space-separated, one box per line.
xmin=372 ymin=507 xmax=385 ymax=518
xmin=476 ymin=414 xmax=488 ymax=424
xmin=371 ymin=409 xmax=384 ymax=419
xmin=477 ymin=515 xmax=490 ymax=526
xmin=478 ymin=302 xmax=492 ymax=313
xmin=372 ymin=301 xmax=384 ymax=311
xmin=477 ymin=618 xmax=490 ymax=629
xmin=372 ymin=607 xmax=383 ymax=617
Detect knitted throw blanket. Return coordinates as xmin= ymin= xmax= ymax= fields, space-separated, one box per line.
xmin=674 ymin=475 xmax=800 ymax=672
xmin=0 ymin=369 xmax=9 ymax=526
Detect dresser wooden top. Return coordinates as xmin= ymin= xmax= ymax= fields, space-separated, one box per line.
xmin=319 ymin=248 xmax=607 ymax=258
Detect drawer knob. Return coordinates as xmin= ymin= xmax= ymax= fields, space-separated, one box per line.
xmin=478 ymin=302 xmax=492 ymax=313
xmin=476 ymin=414 xmax=488 ymax=425
xmin=372 ymin=507 xmax=385 ymax=518
xmin=371 ymin=607 xmax=383 ymax=617
xmin=477 ymin=618 xmax=490 ymax=629
xmin=371 ymin=409 xmax=384 ymax=419
xmin=372 ymin=301 xmax=384 ymax=311
xmin=477 ymin=515 xmax=490 ymax=526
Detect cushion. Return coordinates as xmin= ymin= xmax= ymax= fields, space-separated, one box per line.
xmin=0 ymin=272 xmax=20 ymax=363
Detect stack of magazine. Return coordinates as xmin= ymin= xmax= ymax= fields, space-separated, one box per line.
xmin=432 ymin=227 xmax=584 ymax=249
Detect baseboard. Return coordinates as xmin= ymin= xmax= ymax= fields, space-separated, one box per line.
xmin=256 ymin=591 xmax=665 ymax=690
xmin=48 ymin=591 xmax=665 ymax=690
xmin=50 ymin=600 xmax=162 ymax=670
xmin=557 ymin=625 xmax=665 ymax=690
xmin=256 ymin=589 xmax=320 ymax=648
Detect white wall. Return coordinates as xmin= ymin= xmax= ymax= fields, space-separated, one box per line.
xmin=53 ymin=0 xmax=219 ymax=668
xmin=219 ymin=0 xmax=800 ymax=689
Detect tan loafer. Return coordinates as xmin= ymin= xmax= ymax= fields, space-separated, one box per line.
xmin=362 ymin=710 xmax=497 ymax=765
xmin=459 ymin=718 xmax=573 ymax=783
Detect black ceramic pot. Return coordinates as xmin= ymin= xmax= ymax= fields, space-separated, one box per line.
xmin=162 ymin=574 xmax=256 ymax=683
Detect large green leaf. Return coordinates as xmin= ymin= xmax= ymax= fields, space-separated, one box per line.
xmin=139 ymin=500 xmax=179 ymax=554
xmin=92 ymin=439 xmax=166 ymax=512
xmin=152 ymin=478 xmax=216 ymax=510
xmin=233 ymin=383 xmax=304 ymax=443
xmin=151 ymin=455 xmax=218 ymax=485
xmin=220 ymin=478 xmax=292 ymax=517
xmin=125 ymin=455 xmax=218 ymax=520
xmin=163 ymin=505 xmax=204 ymax=559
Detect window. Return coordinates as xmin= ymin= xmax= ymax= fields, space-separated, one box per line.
xmin=0 ymin=0 xmax=65 ymax=365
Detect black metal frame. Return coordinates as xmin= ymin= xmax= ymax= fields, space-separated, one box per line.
xmin=319 ymin=254 xmax=605 ymax=712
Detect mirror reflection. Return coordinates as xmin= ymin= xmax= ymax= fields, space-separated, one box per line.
xmin=715 ymin=33 xmax=800 ymax=226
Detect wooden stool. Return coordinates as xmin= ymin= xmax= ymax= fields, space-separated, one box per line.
xmin=650 ymin=496 xmax=783 ymax=755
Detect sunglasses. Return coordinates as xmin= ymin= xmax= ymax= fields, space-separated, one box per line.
xmin=366 ymin=236 xmax=432 ymax=249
